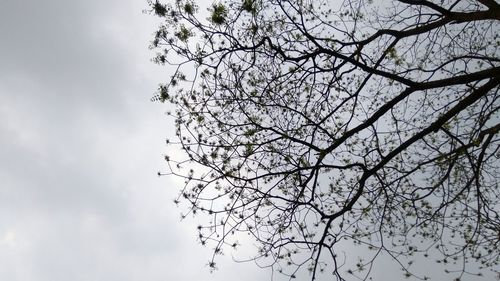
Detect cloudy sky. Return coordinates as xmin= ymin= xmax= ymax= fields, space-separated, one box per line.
xmin=0 ymin=0 xmax=271 ymax=280
xmin=0 ymin=1 xmax=496 ymax=281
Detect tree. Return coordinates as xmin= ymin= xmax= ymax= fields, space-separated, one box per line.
xmin=149 ymin=0 xmax=499 ymax=280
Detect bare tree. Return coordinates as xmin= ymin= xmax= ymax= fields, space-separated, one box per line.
xmin=149 ymin=0 xmax=500 ymax=280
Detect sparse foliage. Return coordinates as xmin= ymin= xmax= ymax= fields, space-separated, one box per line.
xmin=149 ymin=0 xmax=500 ymax=280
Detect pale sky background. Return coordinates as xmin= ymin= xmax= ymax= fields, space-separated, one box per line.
xmin=0 ymin=0 xmax=268 ymax=280
xmin=0 ymin=0 xmax=496 ymax=281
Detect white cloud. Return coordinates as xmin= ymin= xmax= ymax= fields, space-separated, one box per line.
xmin=0 ymin=230 xmax=17 ymax=247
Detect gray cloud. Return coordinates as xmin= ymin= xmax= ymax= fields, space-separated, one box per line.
xmin=0 ymin=0 xmax=269 ymax=280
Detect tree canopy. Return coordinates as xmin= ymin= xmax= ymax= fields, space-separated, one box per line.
xmin=149 ymin=0 xmax=500 ymax=280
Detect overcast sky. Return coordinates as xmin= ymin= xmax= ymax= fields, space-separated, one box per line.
xmin=0 ymin=0 xmax=271 ymax=280
xmin=0 ymin=1 xmax=497 ymax=281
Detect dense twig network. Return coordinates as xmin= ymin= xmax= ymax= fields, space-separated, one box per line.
xmin=150 ymin=0 xmax=499 ymax=280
